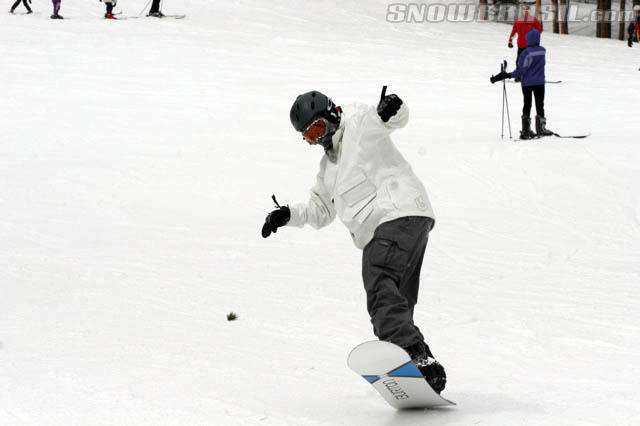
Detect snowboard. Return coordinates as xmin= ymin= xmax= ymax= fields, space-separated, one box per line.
xmin=347 ymin=340 xmax=455 ymax=409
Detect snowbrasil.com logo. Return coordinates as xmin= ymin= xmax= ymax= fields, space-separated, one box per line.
xmin=386 ymin=3 xmax=637 ymax=24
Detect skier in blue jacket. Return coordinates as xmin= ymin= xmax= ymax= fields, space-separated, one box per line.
xmin=490 ymin=29 xmax=553 ymax=139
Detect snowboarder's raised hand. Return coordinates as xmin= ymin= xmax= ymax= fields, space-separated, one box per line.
xmin=508 ymin=41 xmax=513 ymax=48
xmin=377 ymin=88 xmax=403 ymax=123
xmin=261 ymin=195 xmax=290 ymax=238
xmin=490 ymin=71 xmax=511 ymax=84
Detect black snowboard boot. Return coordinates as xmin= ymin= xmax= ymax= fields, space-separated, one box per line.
xmin=520 ymin=115 xmax=535 ymax=140
xmin=535 ymin=115 xmax=554 ymax=137
xmin=404 ymin=341 xmax=447 ymax=394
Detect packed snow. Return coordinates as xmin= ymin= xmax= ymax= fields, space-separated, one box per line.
xmin=1 ymin=0 xmax=640 ymax=425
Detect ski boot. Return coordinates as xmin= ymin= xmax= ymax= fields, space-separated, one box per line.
xmin=520 ymin=115 xmax=536 ymax=140
xmin=404 ymin=341 xmax=447 ymax=394
xmin=148 ymin=11 xmax=164 ymax=17
xmin=26 ymin=10 xmax=32 ymax=13
xmin=535 ymin=115 xmax=554 ymax=137
xmin=105 ymin=12 xmax=116 ymax=19
xmin=50 ymin=13 xmax=64 ymax=19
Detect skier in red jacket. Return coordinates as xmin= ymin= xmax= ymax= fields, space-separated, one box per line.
xmin=508 ymin=4 xmax=542 ymax=80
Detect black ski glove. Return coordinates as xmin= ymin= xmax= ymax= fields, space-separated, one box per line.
xmin=261 ymin=195 xmax=290 ymax=238
xmin=508 ymin=41 xmax=513 ymax=48
xmin=490 ymin=71 xmax=510 ymax=84
xmin=377 ymin=87 xmax=403 ymax=123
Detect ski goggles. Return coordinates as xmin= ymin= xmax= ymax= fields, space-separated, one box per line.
xmin=302 ymin=116 xmax=332 ymax=145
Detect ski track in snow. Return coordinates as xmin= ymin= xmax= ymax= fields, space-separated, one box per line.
xmin=1 ymin=0 xmax=640 ymax=425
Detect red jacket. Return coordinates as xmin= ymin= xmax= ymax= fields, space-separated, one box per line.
xmin=509 ymin=15 xmax=542 ymax=48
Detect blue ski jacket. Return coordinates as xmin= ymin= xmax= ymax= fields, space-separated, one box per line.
xmin=510 ymin=30 xmax=546 ymax=87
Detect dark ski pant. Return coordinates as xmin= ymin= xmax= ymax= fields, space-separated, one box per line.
xmin=362 ymin=216 xmax=434 ymax=349
xmin=516 ymin=47 xmax=525 ymax=66
xmin=11 ymin=0 xmax=31 ymax=12
xmin=522 ymin=84 xmax=545 ymax=117
xmin=514 ymin=47 xmax=525 ymax=78
xmin=149 ymin=0 xmax=161 ymax=13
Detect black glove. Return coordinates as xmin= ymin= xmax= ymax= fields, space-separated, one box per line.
xmin=377 ymin=86 xmax=403 ymax=123
xmin=629 ymin=38 xmax=633 ymax=48
xmin=261 ymin=195 xmax=290 ymax=238
xmin=490 ymin=71 xmax=510 ymax=84
xmin=508 ymin=41 xmax=513 ymax=48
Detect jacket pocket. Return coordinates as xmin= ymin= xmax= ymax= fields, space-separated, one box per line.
xmin=352 ymin=193 xmax=376 ymax=224
xmin=338 ymin=172 xmax=377 ymax=208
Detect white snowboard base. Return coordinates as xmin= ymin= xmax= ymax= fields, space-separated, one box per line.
xmin=347 ymin=340 xmax=455 ymax=409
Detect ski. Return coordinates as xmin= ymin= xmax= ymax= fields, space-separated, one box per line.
xmin=552 ymin=132 xmax=590 ymax=139
xmin=506 ymin=80 xmax=561 ymax=84
xmin=150 ymin=14 xmax=186 ymax=19
xmin=119 ymin=14 xmax=186 ymax=20
xmin=516 ymin=132 xmax=590 ymax=141
xmin=530 ymin=133 xmax=590 ymax=139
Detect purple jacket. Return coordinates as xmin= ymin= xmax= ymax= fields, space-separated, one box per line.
xmin=510 ymin=30 xmax=546 ymax=87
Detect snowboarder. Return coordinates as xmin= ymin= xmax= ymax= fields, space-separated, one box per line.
xmin=50 ymin=0 xmax=62 ymax=19
xmin=148 ymin=0 xmax=163 ymax=17
xmin=508 ymin=4 xmax=542 ymax=81
xmin=99 ymin=0 xmax=116 ymax=19
xmin=261 ymin=89 xmax=447 ymax=394
xmin=491 ymin=29 xmax=553 ymax=139
xmin=9 ymin=0 xmax=32 ymax=14
xmin=627 ymin=5 xmax=640 ymax=47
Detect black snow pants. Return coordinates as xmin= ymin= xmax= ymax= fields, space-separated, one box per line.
xmin=149 ymin=0 xmax=161 ymax=13
xmin=362 ymin=216 xmax=434 ymax=349
xmin=516 ymin=47 xmax=525 ymax=67
xmin=522 ymin=84 xmax=545 ymax=117
xmin=11 ymin=0 xmax=32 ymax=12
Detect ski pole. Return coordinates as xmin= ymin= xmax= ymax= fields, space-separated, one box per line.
xmin=503 ymin=78 xmax=512 ymax=139
xmin=500 ymin=62 xmax=505 ymax=140
xmin=138 ymin=0 xmax=152 ymax=16
xmin=502 ymin=60 xmax=512 ymax=139
xmin=500 ymin=60 xmax=512 ymax=140
xmin=501 ymin=84 xmax=505 ymax=140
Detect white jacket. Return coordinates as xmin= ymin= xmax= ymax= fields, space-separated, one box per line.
xmin=287 ymin=102 xmax=435 ymax=249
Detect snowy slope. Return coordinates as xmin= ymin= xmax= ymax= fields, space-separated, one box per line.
xmin=1 ymin=0 xmax=640 ymax=425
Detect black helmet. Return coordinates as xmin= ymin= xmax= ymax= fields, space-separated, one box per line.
xmin=290 ymin=91 xmax=339 ymax=132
